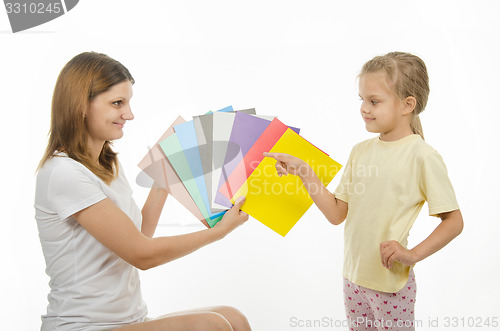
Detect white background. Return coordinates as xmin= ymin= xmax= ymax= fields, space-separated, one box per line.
xmin=1 ymin=1 xmax=499 ymax=330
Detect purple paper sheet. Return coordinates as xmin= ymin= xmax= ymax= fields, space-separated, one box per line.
xmin=214 ymin=113 xmax=300 ymax=208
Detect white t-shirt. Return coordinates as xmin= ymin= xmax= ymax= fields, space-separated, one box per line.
xmin=35 ymin=152 xmax=148 ymax=330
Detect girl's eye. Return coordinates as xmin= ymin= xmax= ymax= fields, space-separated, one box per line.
xmin=371 ymin=100 xmax=378 ymax=105
xmin=112 ymin=100 xmax=123 ymax=106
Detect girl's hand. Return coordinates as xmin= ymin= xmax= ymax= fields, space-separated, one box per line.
xmin=213 ymin=196 xmax=249 ymax=237
xmin=380 ymin=240 xmax=418 ymax=269
xmin=263 ymin=152 xmax=312 ymax=178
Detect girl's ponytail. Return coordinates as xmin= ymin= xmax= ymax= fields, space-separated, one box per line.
xmin=410 ymin=114 xmax=424 ymax=140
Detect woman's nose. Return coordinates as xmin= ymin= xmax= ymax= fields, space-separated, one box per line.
xmin=122 ymin=106 xmax=134 ymax=121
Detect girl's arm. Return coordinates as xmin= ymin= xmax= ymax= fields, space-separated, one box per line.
xmin=141 ymin=184 xmax=169 ymax=238
xmin=380 ymin=209 xmax=464 ymax=269
xmin=264 ymin=152 xmax=348 ymax=225
xmin=73 ymin=196 xmax=248 ymax=270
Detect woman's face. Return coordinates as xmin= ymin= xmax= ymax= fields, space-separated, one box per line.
xmin=85 ymin=80 xmax=134 ymax=146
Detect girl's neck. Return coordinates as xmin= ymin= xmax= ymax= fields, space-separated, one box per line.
xmin=379 ymin=126 xmax=415 ymax=142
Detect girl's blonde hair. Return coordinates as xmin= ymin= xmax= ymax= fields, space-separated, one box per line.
xmin=360 ymin=52 xmax=430 ymax=139
xmin=38 ymin=52 xmax=134 ymax=184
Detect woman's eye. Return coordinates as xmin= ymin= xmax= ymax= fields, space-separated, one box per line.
xmin=371 ymin=100 xmax=378 ymax=105
xmin=112 ymin=100 xmax=123 ymax=106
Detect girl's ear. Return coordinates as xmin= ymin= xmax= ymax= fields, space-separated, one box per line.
xmin=403 ymin=96 xmax=417 ymax=115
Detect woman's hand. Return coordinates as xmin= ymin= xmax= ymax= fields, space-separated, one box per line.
xmin=213 ymin=196 xmax=249 ymax=237
xmin=263 ymin=152 xmax=312 ymax=178
xmin=74 ymin=195 xmax=249 ymax=270
xmin=380 ymin=241 xmax=418 ymax=269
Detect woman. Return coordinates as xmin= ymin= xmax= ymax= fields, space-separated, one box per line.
xmin=35 ymin=51 xmax=251 ymax=331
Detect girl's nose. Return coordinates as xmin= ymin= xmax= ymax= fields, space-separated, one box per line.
xmin=360 ymin=102 xmax=370 ymax=114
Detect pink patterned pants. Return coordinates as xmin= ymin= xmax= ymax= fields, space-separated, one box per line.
xmin=343 ymin=270 xmax=416 ymax=330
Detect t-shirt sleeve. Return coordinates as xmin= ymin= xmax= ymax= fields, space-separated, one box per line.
xmin=419 ymin=151 xmax=460 ymax=217
xmin=47 ymin=162 xmax=107 ymax=221
xmin=334 ymin=146 xmax=355 ymax=203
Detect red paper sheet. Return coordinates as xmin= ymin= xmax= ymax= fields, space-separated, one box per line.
xmin=218 ymin=118 xmax=289 ymax=201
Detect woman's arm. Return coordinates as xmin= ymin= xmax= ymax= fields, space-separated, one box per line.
xmin=380 ymin=209 xmax=464 ymax=269
xmin=264 ymin=152 xmax=348 ymax=225
xmin=73 ymin=196 xmax=248 ymax=270
xmin=141 ymin=184 xmax=169 ymax=238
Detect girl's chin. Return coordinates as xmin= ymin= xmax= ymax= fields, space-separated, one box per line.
xmin=364 ymin=125 xmax=380 ymax=134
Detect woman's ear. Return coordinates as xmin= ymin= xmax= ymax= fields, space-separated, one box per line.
xmin=403 ymin=96 xmax=417 ymax=115
xmin=83 ymin=104 xmax=90 ymax=119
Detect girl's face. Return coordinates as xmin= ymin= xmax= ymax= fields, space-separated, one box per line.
xmin=358 ymin=72 xmax=413 ymax=141
xmin=85 ymin=80 xmax=134 ymax=147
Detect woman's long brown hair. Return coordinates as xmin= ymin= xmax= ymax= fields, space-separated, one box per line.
xmin=38 ymin=52 xmax=134 ymax=184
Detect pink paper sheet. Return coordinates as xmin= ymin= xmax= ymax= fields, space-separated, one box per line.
xmin=137 ymin=116 xmax=209 ymax=228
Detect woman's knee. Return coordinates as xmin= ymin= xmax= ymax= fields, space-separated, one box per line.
xmin=198 ymin=312 xmax=233 ymax=331
xmin=211 ymin=306 xmax=251 ymax=330
xmin=119 ymin=312 xmax=234 ymax=331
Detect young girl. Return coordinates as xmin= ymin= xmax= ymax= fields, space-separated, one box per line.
xmin=265 ymin=52 xmax=463 ymax=330
xmin=35 ymin=52 xmax=251 ymax=331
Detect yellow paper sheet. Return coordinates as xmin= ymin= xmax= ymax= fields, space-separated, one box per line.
xmin=231 ymin=128 xmax=342 ymax=236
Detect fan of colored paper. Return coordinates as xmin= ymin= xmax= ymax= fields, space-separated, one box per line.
xmin=138 ymin=106 xmax=342 ymax=236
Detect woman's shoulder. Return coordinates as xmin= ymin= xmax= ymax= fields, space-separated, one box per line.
xmin=39 ymin=152 xmax=80 ymax=173
xmin=38 ymin=152 xmax=99 ymax=183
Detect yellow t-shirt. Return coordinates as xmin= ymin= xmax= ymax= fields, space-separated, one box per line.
xmin=334 ymin=134 xmax=459 ymax=293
